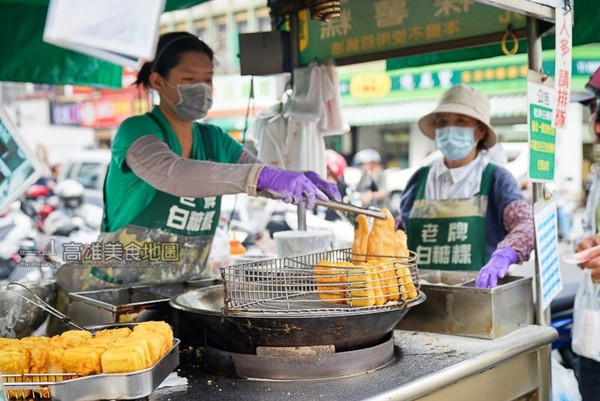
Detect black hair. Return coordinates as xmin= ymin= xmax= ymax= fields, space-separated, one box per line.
xmin=134 ymin=31 xmax=214 ymax=90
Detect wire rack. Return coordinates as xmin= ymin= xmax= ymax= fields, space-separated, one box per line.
xmin=220 ymin=248 xmax=420 ymax=315
xmin=2 ymin=374 xmax=78 ymax=399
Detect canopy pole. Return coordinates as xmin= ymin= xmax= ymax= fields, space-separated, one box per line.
xmin=288 ymin=12 xmax=308 ymax=231
xmin=527 ymin=16 xmax=551 ymax=328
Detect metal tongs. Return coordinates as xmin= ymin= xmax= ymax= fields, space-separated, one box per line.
xmin=8 ymin=282 xmax=88 ymax=331
xmin=315 ymin=198 xmax=387 ymax=224
xmin=259 ymin=190 xmax=388 ymax=225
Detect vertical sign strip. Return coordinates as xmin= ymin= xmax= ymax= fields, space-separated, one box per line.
xmin=552 ymin=7 xmax=573 ymax=129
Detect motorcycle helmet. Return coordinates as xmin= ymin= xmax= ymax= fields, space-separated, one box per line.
xmin=54 ymin=179 xmax=85 ymax=209
xmin=25 ymin=184 xmax=51 ymax=199
xmin=353 ymin=149 xmax=381 ymax=166
xmin=325 ymin=149 xmax=347 ymax=180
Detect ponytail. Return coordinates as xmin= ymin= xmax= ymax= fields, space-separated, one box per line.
xmin=134 ymin=62 xmax=154 ymax=90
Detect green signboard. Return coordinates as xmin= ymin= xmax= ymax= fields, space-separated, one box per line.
xmin=337 ymin=44 xmax=600 ymax=106
xmin=527 ymin=76 xmax=556 ymax=182
xmin=298 ymin=0 xmax=528 ymax=66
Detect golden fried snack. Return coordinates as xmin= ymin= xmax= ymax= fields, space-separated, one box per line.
xmin=368 ymin=260 xmax=399 ymax=302
xmin=61 ymin=330 xmax=93 ymax=341
xmin=313 ymin=260 xmax=348 ymax=304
xmin=101 ymin=346 xmax=147 ymax=373
xmin=45 ymin=347 xmax=66 ymax=374
xmin=352 ymin=214 xmax=369 ymax=262
xmin=25 ymin=344 xmax=65 ymax=399
xmin=129 ymin=332 xmax=164 ymax=364
xmin=0 ymin=338 xmax=20 ymax=349
xmin=94 ymin=327 xmax=132 ymax=341
xmin=61 ymin=346 xmax=103 ymax=376
xmin=398 ymin=266 xmax=418 ymax=300
xmin=0 ymin=344 xmax=30 ymax=374
xmin=0 ymin=344 xmax=32 ymax=399
xmin=106 ymin=337 xmax=153 ymax=370
xmin=366 ymin=208 xmax=396 ymax=260
xmin=133 ymin=322 xmax=174 ymax=355
xmin=16 ymin=335 xmax=63 ymax=398
xmin=394 ymin=230 xmax=409 ymax=258
xmin=393 ymin=229 xmax=417 ymax=300
xmin=346 ymin=266 xmax=376 ymax=307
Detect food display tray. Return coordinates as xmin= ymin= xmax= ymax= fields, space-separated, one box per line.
xmin=2 ymin=338 xmax=180 ymax=400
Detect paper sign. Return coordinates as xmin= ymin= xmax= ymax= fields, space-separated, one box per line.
xmin=0 ymin=106 xmax=43 ymax=215
xmin=527 ymin=70 xmax=556 ymax=182
xmin=43 ymin=0 xmax=165 ymax=68
xmin=552 ymin=7 xmax=573 ymax=129
xmin=534 ymin=200 xmax=563 ymax=311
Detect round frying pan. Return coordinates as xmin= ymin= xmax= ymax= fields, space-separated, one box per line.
xmin=170 ymin=285 xmax=425 ymax=354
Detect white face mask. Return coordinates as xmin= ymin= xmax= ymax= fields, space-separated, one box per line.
xmin=435 ymin=126 xmax=476 ymax=161
xmin=164 ymin=81 xmax=213 ymax=121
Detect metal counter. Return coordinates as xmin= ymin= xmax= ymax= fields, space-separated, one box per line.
xmin=149 ymin=325 xmax=557 ymax=401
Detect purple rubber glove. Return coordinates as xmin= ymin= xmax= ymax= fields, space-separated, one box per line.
xmin=257 ymin=166 xmax=327 ymax=209
xmin=475 ymin=247 xmax=519 ymax=288
xmin=303 ymin=171 xmax=341 ymax=202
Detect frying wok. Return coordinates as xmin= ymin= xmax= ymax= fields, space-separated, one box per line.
xmin=170 ymin=285 xmax=425 ymax=354
xmin=0 ymin=280 xmax=56 ymax=338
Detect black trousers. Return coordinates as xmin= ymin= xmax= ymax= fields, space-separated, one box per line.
xmin=578 ymin=355 xmax=600 ymax=401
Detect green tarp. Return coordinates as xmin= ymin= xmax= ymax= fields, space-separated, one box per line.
xmin=386 ymin=0 xmax=599 ymax=70
xmin=0 ymin=0 xmax=209 ymax=87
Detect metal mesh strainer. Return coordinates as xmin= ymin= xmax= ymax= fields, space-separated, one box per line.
xmin=220 ymin=248 xmax=420 ymax=315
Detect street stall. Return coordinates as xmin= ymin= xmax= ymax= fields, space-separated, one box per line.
xmin=0 ymin=0 xmax=598 ymax=400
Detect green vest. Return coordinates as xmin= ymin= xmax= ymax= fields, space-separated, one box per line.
xmin=407 ymin=163 xmax=496 ymax=271
xmin=56 ymin=112 xmax=225 ymax=291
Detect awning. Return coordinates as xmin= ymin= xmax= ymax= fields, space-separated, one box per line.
xmin=341 ymin=94 xmax=528 ymax=126
xmin=386 ymin=0 xmax=600 ymax=70
xmin=0 ymin=0 xmax=210 ymax=87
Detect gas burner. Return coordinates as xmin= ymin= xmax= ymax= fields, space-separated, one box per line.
xmin=204 ymin=332 xmax=395 ymax=380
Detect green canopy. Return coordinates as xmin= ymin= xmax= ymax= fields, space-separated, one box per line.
xmin=386 ymin=0 xmax=600 ymax=70
xmin=0 ymin=0 xmax=209 ymax=87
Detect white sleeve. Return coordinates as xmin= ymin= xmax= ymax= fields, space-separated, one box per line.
xmin=125 ymin=135 xmax=265 ymax=198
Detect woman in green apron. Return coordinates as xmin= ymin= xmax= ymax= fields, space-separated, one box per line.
xmin=397 ymin=84 xmax=534 ymax=288
xmin=54 ymin=32 xmax=340 ymax=294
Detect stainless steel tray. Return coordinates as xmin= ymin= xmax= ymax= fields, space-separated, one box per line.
xmin=2 ymin=338 xmax=180 ymax=400
xmin=396 ymin=270 xmax=534 ymax=339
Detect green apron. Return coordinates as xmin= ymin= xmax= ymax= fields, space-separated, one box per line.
xmin=407 ymin=163 xmax=496 ymax=271
xmin=55 ymin=113 xmax=221 ymax=293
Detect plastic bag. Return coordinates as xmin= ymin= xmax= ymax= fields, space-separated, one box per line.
xmin=207 ymin=227 xmax=231 ymax=279
xmin=551 ymin=357 xmax=582 ymax=401
xmin=572 ymin=269 xmax=600 ymax=362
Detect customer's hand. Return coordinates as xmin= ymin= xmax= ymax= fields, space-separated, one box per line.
xmin=475 ymin=247 xmax=518 ymax=288
xmin=257 ymin=166 xmax=327 ymax=209
xmin=576 ymin=234 xmax=600 ymax=252
xmin=575 ymin=235 xmax=600 ymax=282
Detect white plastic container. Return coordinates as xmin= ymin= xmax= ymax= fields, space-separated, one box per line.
xmin=273 ymin=230 xmax=334 ymax=258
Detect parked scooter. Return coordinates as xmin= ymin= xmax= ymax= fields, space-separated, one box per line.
xmin=0 ymin=201 xmax=38 ymax=279
xmin=40 ymin=180 xmax=102 ymax=263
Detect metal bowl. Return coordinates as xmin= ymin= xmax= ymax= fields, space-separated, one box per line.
xmin=0 ymin=280 xmax=57 ymax=338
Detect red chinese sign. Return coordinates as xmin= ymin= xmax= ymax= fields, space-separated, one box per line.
xmin=552 ymin=9 xmax=573 ymax=129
